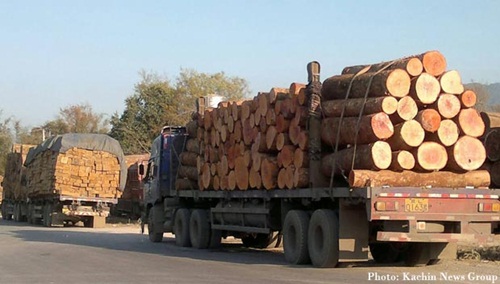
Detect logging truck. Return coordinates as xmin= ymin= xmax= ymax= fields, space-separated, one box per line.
xmin=143 ymin=54 xmax=500 ymax=268
xmin=1 ymin=134 xmax=127 ymax=228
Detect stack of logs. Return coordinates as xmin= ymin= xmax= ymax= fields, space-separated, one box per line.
xmin=181 ymin=83 xmax=310 ymax=191
xmin=26 ymin=148 xmax=122 ymax=198
xmin=321 ymin=50 xmax=490 ymax=188
xmin=2 ymin=144 xmax=34 ymax=200
xmin=481 ymin=112 xmax=500 ymax=187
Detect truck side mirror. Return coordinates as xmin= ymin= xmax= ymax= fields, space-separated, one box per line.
xmin=139 ymin=164 xmax=145 ymax=176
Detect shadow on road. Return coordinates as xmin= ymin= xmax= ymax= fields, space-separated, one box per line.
xmin=1 ymin=220 xmax=409 ymax=269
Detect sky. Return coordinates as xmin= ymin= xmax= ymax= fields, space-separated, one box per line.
xmin=1 ymin=1 xmax=499 ymax=127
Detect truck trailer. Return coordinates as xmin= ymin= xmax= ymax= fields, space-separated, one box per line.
xmin=3 ymin=133 xmax=127 ymax=228
xmin=143 ymin=57 xmax=500 ymax=268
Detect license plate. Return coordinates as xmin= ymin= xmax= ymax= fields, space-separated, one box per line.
xmin=404 ymin=198 xmax=429 ymax=212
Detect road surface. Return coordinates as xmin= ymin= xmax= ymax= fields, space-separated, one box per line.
xmin=0 ymin=221 xmax=498 ymax=284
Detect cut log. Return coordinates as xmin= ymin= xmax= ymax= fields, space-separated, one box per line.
xmin=460 ymin=90 xmax=477 ymax=108
xmin=386 ymin=120 xmax=425 ymax=150
xmin=480 ymin=112 xmax=500 ymax=131
xmin=266 ymin=109 xmax=277 ymax=126
xmin=285 ymin=166 xmax=295 ymax=189
xmin=265 ymin=126 xmax=278 ymax=151
xmin=321 ymin=112 xmax=394 ymax=146
xmin=342 ymin=57 xmax=423 ymax=77
xmin=439 ymin=70 xmax=464 ymax=95
xmin=241 ymin=100 xmax=254 ymax=121
xmin=292 ymin=106 xmax=308 ymax=127
xmin=249 ymin=168 xmax=262 ymax=189
xmin=446 ymin=136 xmax=486 ymax=171
xmin=275 ymin=115 xmax=290 ymax=133
xmin=394 ymin=96 xmax=418 ymax=122
xmin=294 ymin=149 xmax=309 ymax=168
xmin=426 ymin=119 xmax=459 ymax=147
xmin=489 ymin=161 xmax=500 ymax=187
xmin=321 ymin=96 xmax=398 ymax=117
xmin=289 ymin=123 xmax=302 ymax=146
xmin=213 ymin=175 xmax=220 ymax=190
xmin=349 ymin=170 xmax=490 ymax=188
xmin=277 ymin=168 xmax=287 ymax=189
xmin=219 ymin=175 xmax=228 ymax=191
xmin=258 ymin=92 xmax=269 ymax=116
xmin=268 ymin=87 xmax=289 ymax=104
xmin=421 ymin=50 xmax=447 ymax=77
xmin=321 ymin=141 xmax=392 ymax=177
xmin=414 ymin=142 xmax=448 ymax=171
xmin=176 ymin=178 xmax=199 ymax=191
xmin=456 ymin=109 xmax=485 ymax=138
xmin=415 ymin=109 xmax=441 ymax=133
xmin=178 ymin=165 xmax=199 ymax=181
xmin=242 ymin=119 xmax=256 ymax=146
xmin=186 ymin=120 xmax=198 ymax=138
xmin=180 ymin=152 xmax=198 ymax=167
xmin=201 ymin=163 xmax=212 ymax=190
xmin=251 ymin=153 xmax=271 ymax=172
xmin=297 ymin=131 xmax=309 ymax=150
xmin=227 ymin=170 xmax=236 ymax=190
xmin=234 ymin=156 xmax=249 ymax=190
xmin=277 ymin=145 xmax=296 ymax=168
xmin=484 ymin=128 xmax=500 ymax=162
xmin=185 ymin=139 xmax=200 ymax=154
xmin=219 ymin=155 xmax=229 ymax=176
xmin=289 ymin=83 xmax=306 ymax=95
xmin=261 ymin=157 xmax=279 ymax=190
xmin=411 ymin=73 xmax=441 ymax=104
xmin=433 ymin=93 xmax=461 ymax=119
xmin=293 ymin=167 xmax=309 ymax=188
xmin=276 ymin=133 xmax=291 ymax=151
xmin=321 ymin=69 xmax=411 ymax=100
xmin=251 ymin=132 xmax=268 ymax=154
xmin=297 ymin=87 xmax=308 ymax=106
xmin=389 ymin=150 xmax=415 ymax=171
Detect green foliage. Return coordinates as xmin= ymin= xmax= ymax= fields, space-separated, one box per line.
xmin=110 ymin=69 xmax=250 ymax=154
xmin=53 ymin=102 xmax=109 ymax=134
xmin=0 ymin=111 xmax=13 ymax=176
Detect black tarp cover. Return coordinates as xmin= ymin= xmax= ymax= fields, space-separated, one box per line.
xmin=24 ymin=133 xmax=127 ymax=191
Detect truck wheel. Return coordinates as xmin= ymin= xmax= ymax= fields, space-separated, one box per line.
xmin=283 ymin=210 xmax=310 ymax=264
xmin=174 ymin=208 xmax=191 ymax=247
xmin=404 ymin=243 xmax=431 ymax=267
xmin=43 ymin=204 xmax=53 ymax=227
xmin=189 ymin=209 xmax=210 ymax=249
xmin=148 ymin=206 xmax=164 ymax=243
xmin=308 ymin=209 xmax=339 ymax=268
xmin=209 ymin=229 xmax=222 ymax=248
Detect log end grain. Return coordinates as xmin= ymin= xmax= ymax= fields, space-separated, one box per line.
xmin=440 ymin=70 xmax=464 ymax=95
xmin=396 ymin=96 xmax=418 ymax=121
xmin=414 ymin=73 xmax=441 ymax=104
xmin=416 ymin=142 xmax=448 ymax=171
xmin=407 ymin=57 xmax=423 ymax=77
xmin=416 ymin=108 xmax=441 ymax=133
xmin=436 ymin=93 xmax=461 ymax=119
xmin=450 ymin=136 xmax=486 ymax=171
xmin=386 ymin=69 xmax=411 ymax=98
xmin=371 ymin=113 xmax=395 ymax=139
xmin=435 ymin=119 xmax=460 ymax=147
xmin=460 ymin=90 xmax=477 ymax=108
xmin=457 ymin=108 xmax=485 ymax=138
xmin=422 ymin=50 xmax=447 ymax=77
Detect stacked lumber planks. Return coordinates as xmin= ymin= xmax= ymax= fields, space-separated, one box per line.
xmin=2 ymin=144 xmax=34 ymax=200
xmin=321 ymin=50 xmax=489 ymax=188
xmin=26 ymin=147 xmax=122 ymax=198
xmin=190 ymin=83 xmax=309 ymax=191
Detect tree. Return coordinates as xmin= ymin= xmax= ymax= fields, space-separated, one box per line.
xmin=0 ymin=111 xmax=13 ymax=176
xmin=110 ymin=69 xmax=250 ymax=154
xmin=44 ymin=103 xmax=109 ymax=135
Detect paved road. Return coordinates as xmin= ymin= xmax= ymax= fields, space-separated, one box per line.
xmin=0 ymin=221 xmax=499 ymax=284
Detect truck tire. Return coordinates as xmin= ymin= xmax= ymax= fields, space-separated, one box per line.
xmin=283 ymin=210 xmax=310 ymax=265
xmin=209 ymin=229 xmax=222 ymax=248
xmin=308 ymin=209 xmax=339 ymax=268
xmin=174 ymin=208 xmax=191 ymax=247
xmin=148 ymin=206 xmax=164 ymax=243
xmin=189 ymin=209 xmax=210 ymax=249
xmin=43 ymin=204 xmax=53 ymax=227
